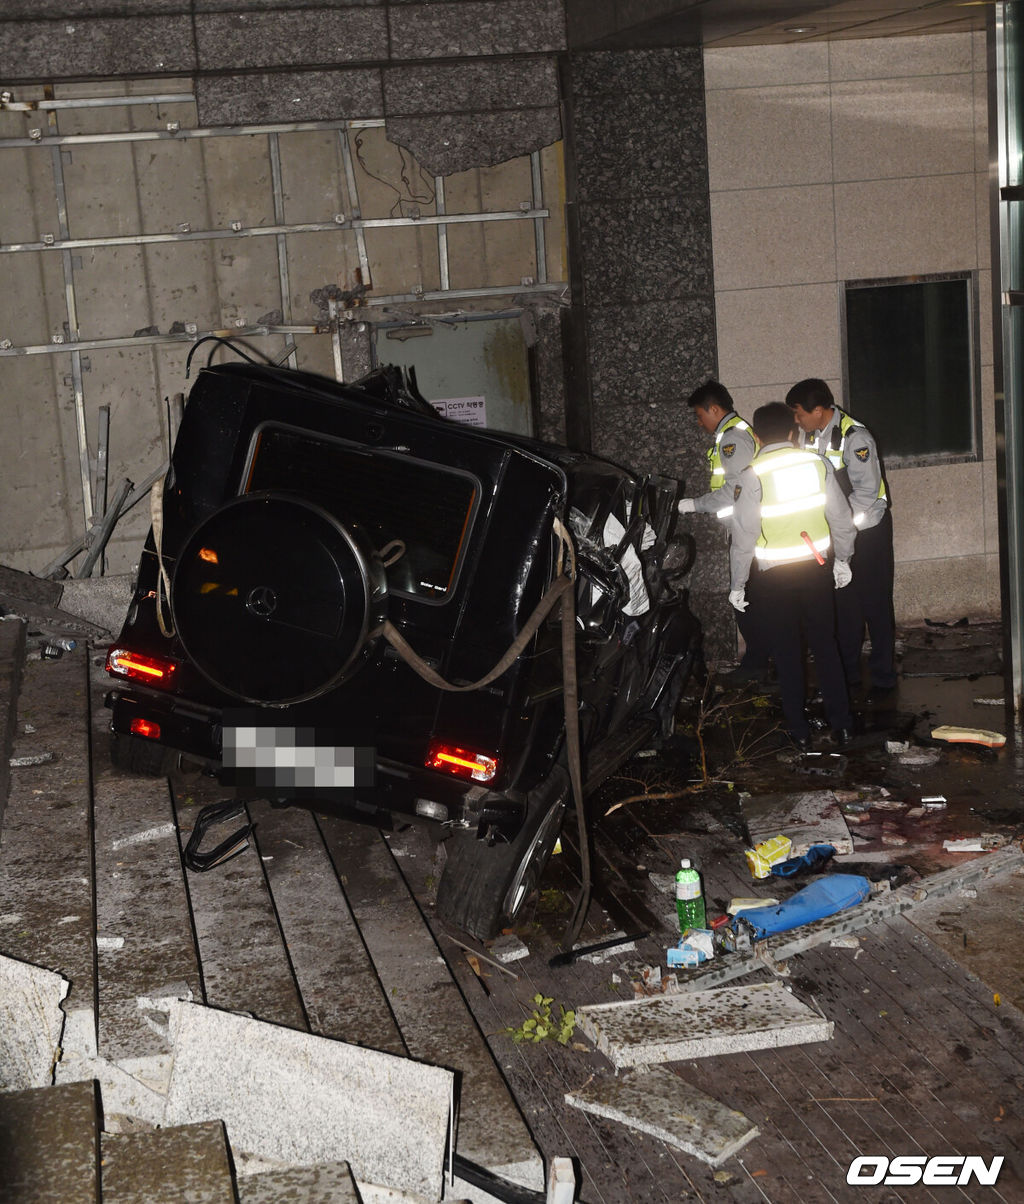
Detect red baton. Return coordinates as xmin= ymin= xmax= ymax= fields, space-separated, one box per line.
xmin=800 ymin=531 xmax=825 ymax=565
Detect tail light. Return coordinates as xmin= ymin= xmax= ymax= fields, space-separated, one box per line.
xmin=130 ymin=717 xmax=162 ymax=740
xmin=425 ymin=742 xmax=498 ymax=784
xmin=106 ymin=647 xmax=178 ymax=686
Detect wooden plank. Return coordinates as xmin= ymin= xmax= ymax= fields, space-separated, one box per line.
xmin=318 ymin=817 xmax=545 ymax=1191
xmin=101 ymin=1121 xmax=236 ymax=1203
xmin=89 ymin=661 xmax=201 ymax=1062
xmin=249 ymin=803 xmax=405 ymax=1056
xmin=169 ymin=774 xmax=307 ymax=1032
xmin=0 ymin=651 xmax=95 ymax=1045
xmin=0 ymin=1081 xmax=100 ymax=1204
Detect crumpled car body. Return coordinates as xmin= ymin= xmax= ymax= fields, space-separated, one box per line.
xmin=105 ymin=358 xmax=702 ymax=939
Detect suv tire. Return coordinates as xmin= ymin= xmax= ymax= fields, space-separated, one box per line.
xmin=436 ymin=766 xmax=569 ymax=941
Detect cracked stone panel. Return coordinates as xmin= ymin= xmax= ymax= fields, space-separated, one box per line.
xmin=0 ymin=954 xmax=69 ymax=1091
xmin=196 ymin=68 xmax=384 ymax=127
xmin=162 ymin=1000 xmax=454 ymax=1198
xmin=386 ymin=108 xmax=560 ymax=177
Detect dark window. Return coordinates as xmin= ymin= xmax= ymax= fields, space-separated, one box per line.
xmin=244 ymin=425 xmax=477 ymax=601
xmin=842 ymin=273 xmax=978 ymax=463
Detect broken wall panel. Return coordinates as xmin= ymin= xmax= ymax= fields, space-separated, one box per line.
xmin=387 ymin=109 xmax=562 ymax=177
xmin=161 ymin=999 xmax=454 ymax=1198
xmin=382 ymin=58 xmax=559 ymax=118
xmin=195 ymin=69 xmax=385 ymax=128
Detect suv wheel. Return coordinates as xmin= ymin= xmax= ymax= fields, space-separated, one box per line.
xmin=435 ymin=767 xmax=568 ymax=941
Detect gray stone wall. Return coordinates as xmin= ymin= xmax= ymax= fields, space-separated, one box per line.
xmin=0 ymin=0 xmax=564 ymax=179
xmin=562 ymin=47 xmax=731 ymax=657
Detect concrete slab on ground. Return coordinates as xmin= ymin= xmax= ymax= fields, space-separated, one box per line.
xmin=742 ymin=790 xmax=854 ymax=857
xmin=577 ymin=981 xmax=833 ymax=1069
xmin=0 ymin=952 xmax=69 ymax=1090
xmin=161 ymin=998 xmax=455 ymax=1199
xmin=565 ymin=1065 xmax=759 ymax=1166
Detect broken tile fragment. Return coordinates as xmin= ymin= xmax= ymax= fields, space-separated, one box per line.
xmin=565 ymin=1066 xmax=758 ymax=1167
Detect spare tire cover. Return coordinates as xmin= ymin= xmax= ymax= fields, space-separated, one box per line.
xmin=172 ymin=492 xmax=387 ymax=704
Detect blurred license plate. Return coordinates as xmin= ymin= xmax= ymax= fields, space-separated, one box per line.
xmin=222 ymin=719 xmax=375 ymax=794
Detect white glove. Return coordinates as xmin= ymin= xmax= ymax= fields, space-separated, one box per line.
xmin=677 ymin=497 xmax=697 ymax=514
xmin=833 ymin=559 xmax=852 ymax=589
xmin=728 ymin=588 xmax=748 ymax=612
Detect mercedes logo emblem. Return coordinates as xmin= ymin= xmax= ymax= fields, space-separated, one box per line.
xmin=246 ymin=585 xmax=278 ymax=618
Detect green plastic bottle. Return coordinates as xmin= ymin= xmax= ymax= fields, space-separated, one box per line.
xmin=675 ymin=859 xmax=706 ymax=933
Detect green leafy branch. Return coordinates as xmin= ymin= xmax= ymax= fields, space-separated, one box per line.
xmin=503 ymin=994 xmax=576 ymax=1045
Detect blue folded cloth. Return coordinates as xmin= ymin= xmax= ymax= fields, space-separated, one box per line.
xmin=733 ymin=873 xmax=871 ymax=939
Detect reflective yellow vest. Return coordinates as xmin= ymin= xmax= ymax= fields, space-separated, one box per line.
xmin=825 ymin=409 xmax=887 ymax=502
xmin=752 ymin=446 xmax=831 ymax=566
xmin=707 ymin=413 xmax=755 ymax=491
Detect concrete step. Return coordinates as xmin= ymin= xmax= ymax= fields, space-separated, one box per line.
xmin=0 ymin=1080 xmax=100 ymax=1204
xmin=101 ymin=1120 xmax=237 ymax=1203
xmin=0 ymin=647 xmax=95 ymax=1056
xmin=319 ymin=818 xmax=545 ymax=1199
xmin=238 ymin=1161 xmax=359 ymax=1203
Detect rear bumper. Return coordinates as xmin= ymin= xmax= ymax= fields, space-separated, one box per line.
xmin=105 ymin=685 xmax=518 ymax=831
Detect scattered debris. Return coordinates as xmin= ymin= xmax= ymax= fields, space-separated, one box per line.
xmin=577 ymin=981 xmax=833 ymax=1069
xmin=111 ymin=822 xmax=177 ymax=851
xmin=96 ymin=935 xmax=125 ymax=951
xmin=973 ymin=697 xmax=1005 ymax=707
xmin=931 ymin=725 xmax=1006 ymax=749
xmin=489 ymin=934 xmax=530 ymax=964
xmin=727 ymin=896 xmax=779 ymax=915
xmin=742 ymin=790 xmax=854 ymax=859
xmin=9 ymin=752 xmax=55 ymax=768
xmin=0 ymin=953 xmax=70 ymax=1090
xmin=944 ymin=838 xmax=985 ymax=852
xmin=745 ymin=835 xmax=792 ymax=878
xmin=565 ymin=1066 xmax=760 ymax=1167
xmin=829 ymin=935 xmax=861 ymax=950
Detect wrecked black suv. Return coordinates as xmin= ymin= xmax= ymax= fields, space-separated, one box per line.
xmin=105 ymin=352 xmax=702 ymax=939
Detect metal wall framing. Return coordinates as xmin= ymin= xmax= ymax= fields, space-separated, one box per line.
xmin=0 ymin=88 xmax=564 ymax=535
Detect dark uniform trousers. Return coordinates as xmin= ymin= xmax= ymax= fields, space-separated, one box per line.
xmin=836 ymin=509 xmax=896 ymax=691
xmin=747 ymin=558 xmax=853 ymax=741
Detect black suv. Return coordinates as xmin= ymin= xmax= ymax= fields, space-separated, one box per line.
xmin=105 ymin=354 xmax=702 ymax=939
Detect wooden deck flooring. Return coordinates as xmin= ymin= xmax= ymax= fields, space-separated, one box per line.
xmin=1 ymin=641 xmax=1022 ymax=1202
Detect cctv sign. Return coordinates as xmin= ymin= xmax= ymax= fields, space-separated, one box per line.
xmin=846 ymin=1155 xmax=1003 ymax=1186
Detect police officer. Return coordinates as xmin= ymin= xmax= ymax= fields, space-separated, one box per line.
xmin=677 ymin=379 xmax=768 ymax=685
xmin=730 ymin=402 xmax=855 ymax=749
xmin=785 ymin=379 xmax=896 ymax=702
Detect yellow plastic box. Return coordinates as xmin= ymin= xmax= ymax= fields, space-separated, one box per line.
xmin=745 ymin=834 xmax=792 ymax=879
